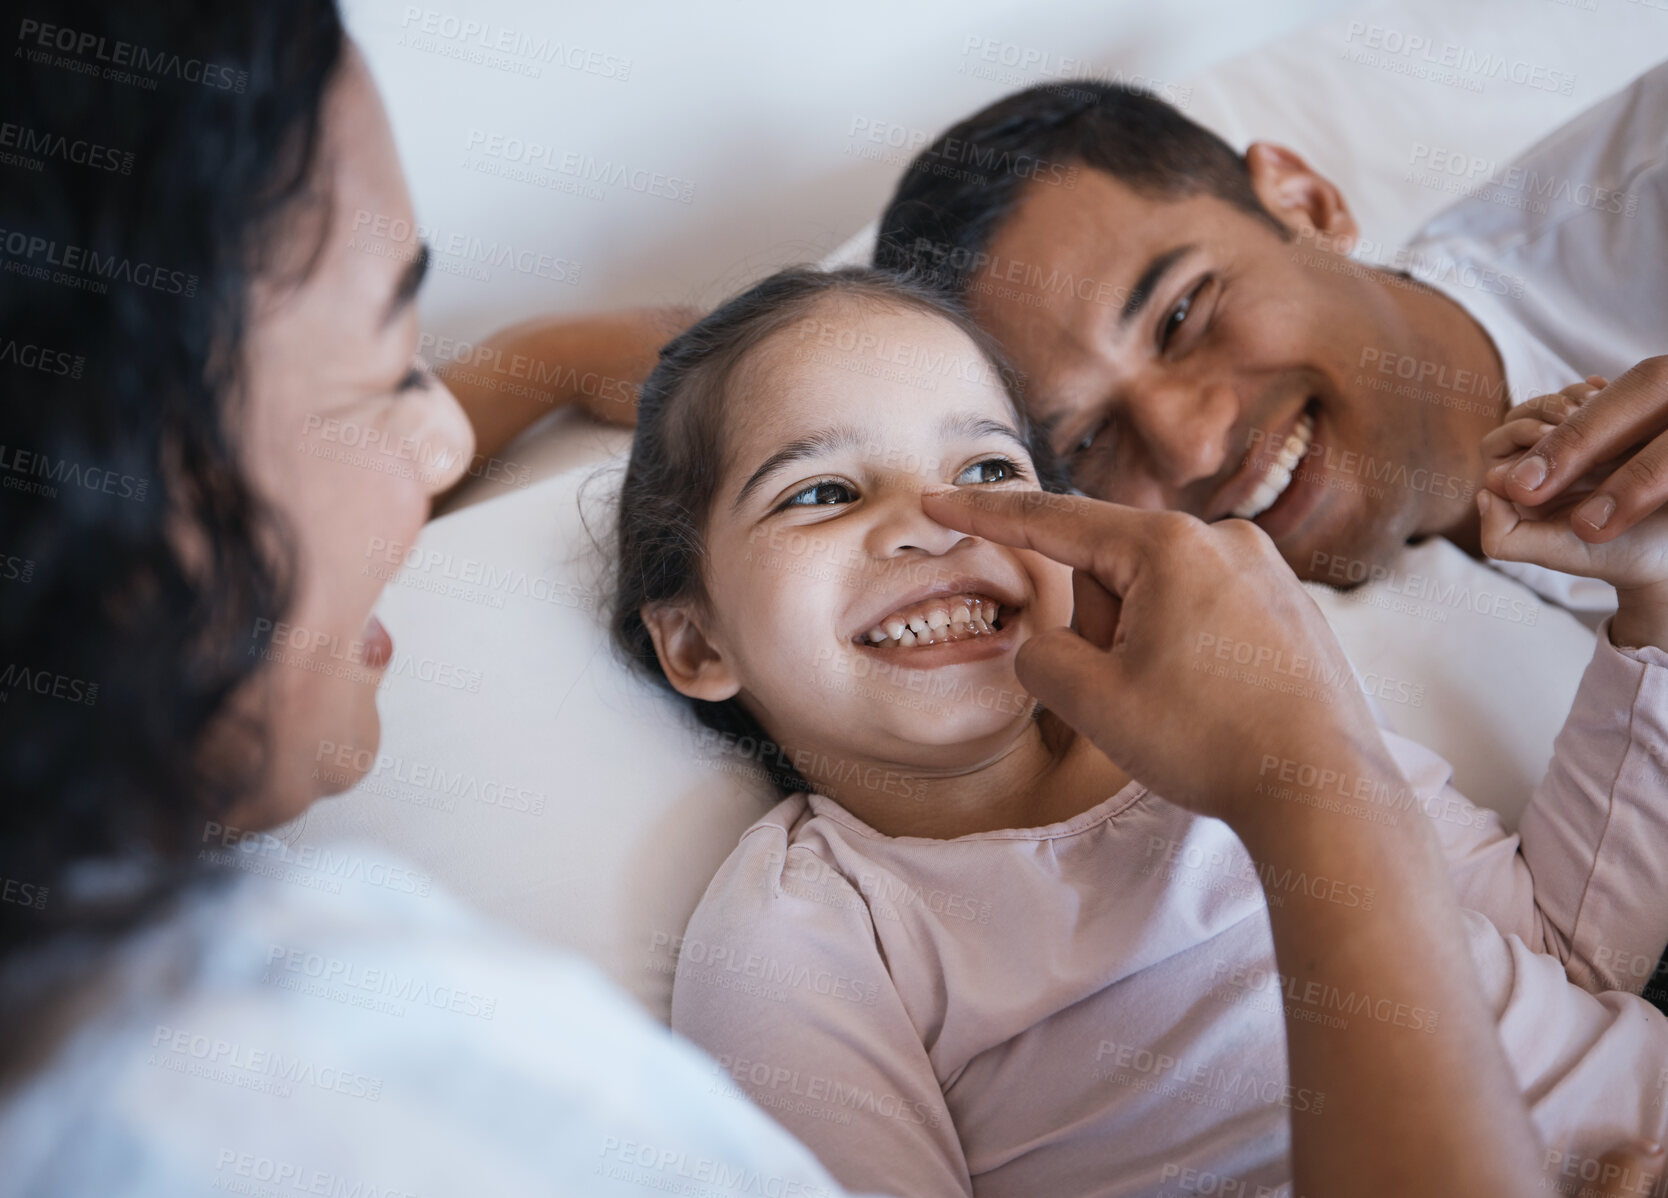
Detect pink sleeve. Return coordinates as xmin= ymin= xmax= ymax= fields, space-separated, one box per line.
xmin=670 ymin=824 xmax=971 ymax=1198
xmin=1407 ymin=625 xmax=1668 ymax=994
xmin=1516 ymin=625 xmax=1668 ymax=993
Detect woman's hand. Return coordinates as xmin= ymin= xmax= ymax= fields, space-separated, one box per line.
xmin=1481 ymin=375 xmax=1668 ymax=648
xmin=921 ymin=488 xmax=1401 ymax=827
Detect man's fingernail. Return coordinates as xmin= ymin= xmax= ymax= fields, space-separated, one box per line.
xmin=1509 ymin=455 xmax=1548 ymax=491
xmin=1577 ymin=495 xmax=1615 ymax=530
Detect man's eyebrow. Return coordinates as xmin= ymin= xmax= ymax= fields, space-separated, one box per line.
xmin=382 ymin=242 xmax=430 ymax=327
xmin=1119 ymin=244 xmax=1197 ymax=327
xmin=733 ymin=423 xmax=867 ymax=511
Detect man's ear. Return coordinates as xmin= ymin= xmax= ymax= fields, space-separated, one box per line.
xmin=1244 ymin=142 xmax=1359 ymax=251
xmin=641 ymin=602 xmax=742 ymax=703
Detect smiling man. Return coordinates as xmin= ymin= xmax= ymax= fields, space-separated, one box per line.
xmin=873 ymin=67 xmax=1668 ymax=598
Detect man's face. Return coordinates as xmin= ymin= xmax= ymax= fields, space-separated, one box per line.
xmin=965 ymin=165 xmax=1489 ymax=581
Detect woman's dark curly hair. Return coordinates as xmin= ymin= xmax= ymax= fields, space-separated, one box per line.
xmin=0 ymin=1 xmax=343 ymax=976
xmin=610 ymin=266 xmax=1067 ymax=796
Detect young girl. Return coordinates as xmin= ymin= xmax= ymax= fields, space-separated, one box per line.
xmin=612 ymin=267 xmax=1668 ymax=1198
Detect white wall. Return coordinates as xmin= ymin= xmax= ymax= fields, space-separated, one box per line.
xmin=342 ymin=0 xmax=1358 ymax=342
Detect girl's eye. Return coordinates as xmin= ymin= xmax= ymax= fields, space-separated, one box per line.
xmin=954 ymin=457 xmax=1019 ymax=485
xmin=782 ymin=480 xmax=856 ymax=508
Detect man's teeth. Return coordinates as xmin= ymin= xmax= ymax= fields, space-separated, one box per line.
xmin=1233 ymin=411 xmax=1315 ymax=520
xmin=860 ymin=596 xmax=1001 ymax=648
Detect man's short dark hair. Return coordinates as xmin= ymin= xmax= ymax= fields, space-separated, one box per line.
xmin=874 ymin=82 xmax=1286 ymax=298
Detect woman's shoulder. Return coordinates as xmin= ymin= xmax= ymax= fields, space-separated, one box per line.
xmin=0 ymin=843 xmax=854 ymax=1197
xmin=1 ymin=840 xmax=791 ymax=1197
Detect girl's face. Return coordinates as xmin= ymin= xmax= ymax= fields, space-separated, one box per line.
xmin=646 ymin=300 xmax=1074 ymax=779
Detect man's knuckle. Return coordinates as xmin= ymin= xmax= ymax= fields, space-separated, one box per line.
xmin=1622 ymin=453 xmax=1668 ymax=493
xmin=1158 ymin=511 xmax=1204 ymax=540
xmin=1542 ymin=421 xmax=1591 ymax=463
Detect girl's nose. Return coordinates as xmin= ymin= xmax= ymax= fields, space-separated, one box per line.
xmin=866 ymin=486 xmax=978 ymax=558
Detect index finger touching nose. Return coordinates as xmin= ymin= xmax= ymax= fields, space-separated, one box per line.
xmin=920 ymin=487 xmax=1146 ymax=589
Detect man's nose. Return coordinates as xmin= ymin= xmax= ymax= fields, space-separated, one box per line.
xmin=1121 ymin=373 xmax=1238 ymax=492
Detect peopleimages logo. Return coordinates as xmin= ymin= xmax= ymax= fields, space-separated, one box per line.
xmin=398 ymin=7 xmax=633 ymax=81
xmin=15 ymin=18 xmax=248 ymax=92
xmin=0 ymin=227 xmax=198 ymax=297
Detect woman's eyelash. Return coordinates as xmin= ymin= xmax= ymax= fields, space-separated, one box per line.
xmin=396 ymin=363 xmax=430 ymax=393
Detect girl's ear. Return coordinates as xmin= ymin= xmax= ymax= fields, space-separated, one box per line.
xmin=640 ymin=603 xmax=742 ymax=702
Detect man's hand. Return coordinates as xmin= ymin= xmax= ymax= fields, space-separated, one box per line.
xmin=1482 ymin=374 xmax=1668 ymax=648
xmin=1498 ymin=355 xmax=1668 ymax=542
xmin=921 ymin=488 xmax=1401 ymax=827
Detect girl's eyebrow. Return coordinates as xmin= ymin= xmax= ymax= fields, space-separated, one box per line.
xmin=946 ymin=413 xmax=1030 ymax=453
xmin=732 ymin=412 xmax=1029 ymax=512
xmin=733 ymin=422 xmax=868 ymax=511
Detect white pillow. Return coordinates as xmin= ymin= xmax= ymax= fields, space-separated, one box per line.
xmin=826 ymin=0 xmax=1665 ymax=269
xmin=296 ymin=456 xmax=780 ymax=1024
xmin=1301 ymin=540 xmax=1593 ymax=826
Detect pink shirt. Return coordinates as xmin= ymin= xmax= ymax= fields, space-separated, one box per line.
xmin=671 ymin=629 xmax=1668 ymax=1198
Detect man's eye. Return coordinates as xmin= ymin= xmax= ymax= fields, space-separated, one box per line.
xmin=954 ymin=457 xmax=1020 ymax=485
xmin=1073 ymin=421 xmax=1109 ymax=457
xmin=783 ymin=480 xmax=855 ymax=508
xmin=396 ymin=361 xmax=431 ymax=393
xmin=1159 ymin=275 xmax=1215 ymax=354
xmin=1160 ymin=292 xmax=1194 ymax=351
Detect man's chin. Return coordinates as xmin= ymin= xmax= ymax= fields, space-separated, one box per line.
xmin=1276 ymin=519 xmax=1409 ymax=589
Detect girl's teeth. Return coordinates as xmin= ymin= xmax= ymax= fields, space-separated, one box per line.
xmin=858 ymin=595 xmax=1006 ymax=649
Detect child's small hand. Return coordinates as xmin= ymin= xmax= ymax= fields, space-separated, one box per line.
xmin=1480 ymin=376 xmax=1668 ymax=587
xmin=1480 ymin=376 xmax=1668 ymax=647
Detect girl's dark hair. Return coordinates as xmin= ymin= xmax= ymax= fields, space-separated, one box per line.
xmin=0 ymin=1 xmax=343 ymax=976
xmin=611 ymin=266 xmax=1065 ymax=795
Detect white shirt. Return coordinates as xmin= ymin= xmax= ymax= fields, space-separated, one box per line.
xmin=1400 ymin=59 xmax=1668 ymax=612
xmin=1293 ymin=64 xmax=1668 ymax=815
xmin=0 ymin=837 xmax=868 ymax=1198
